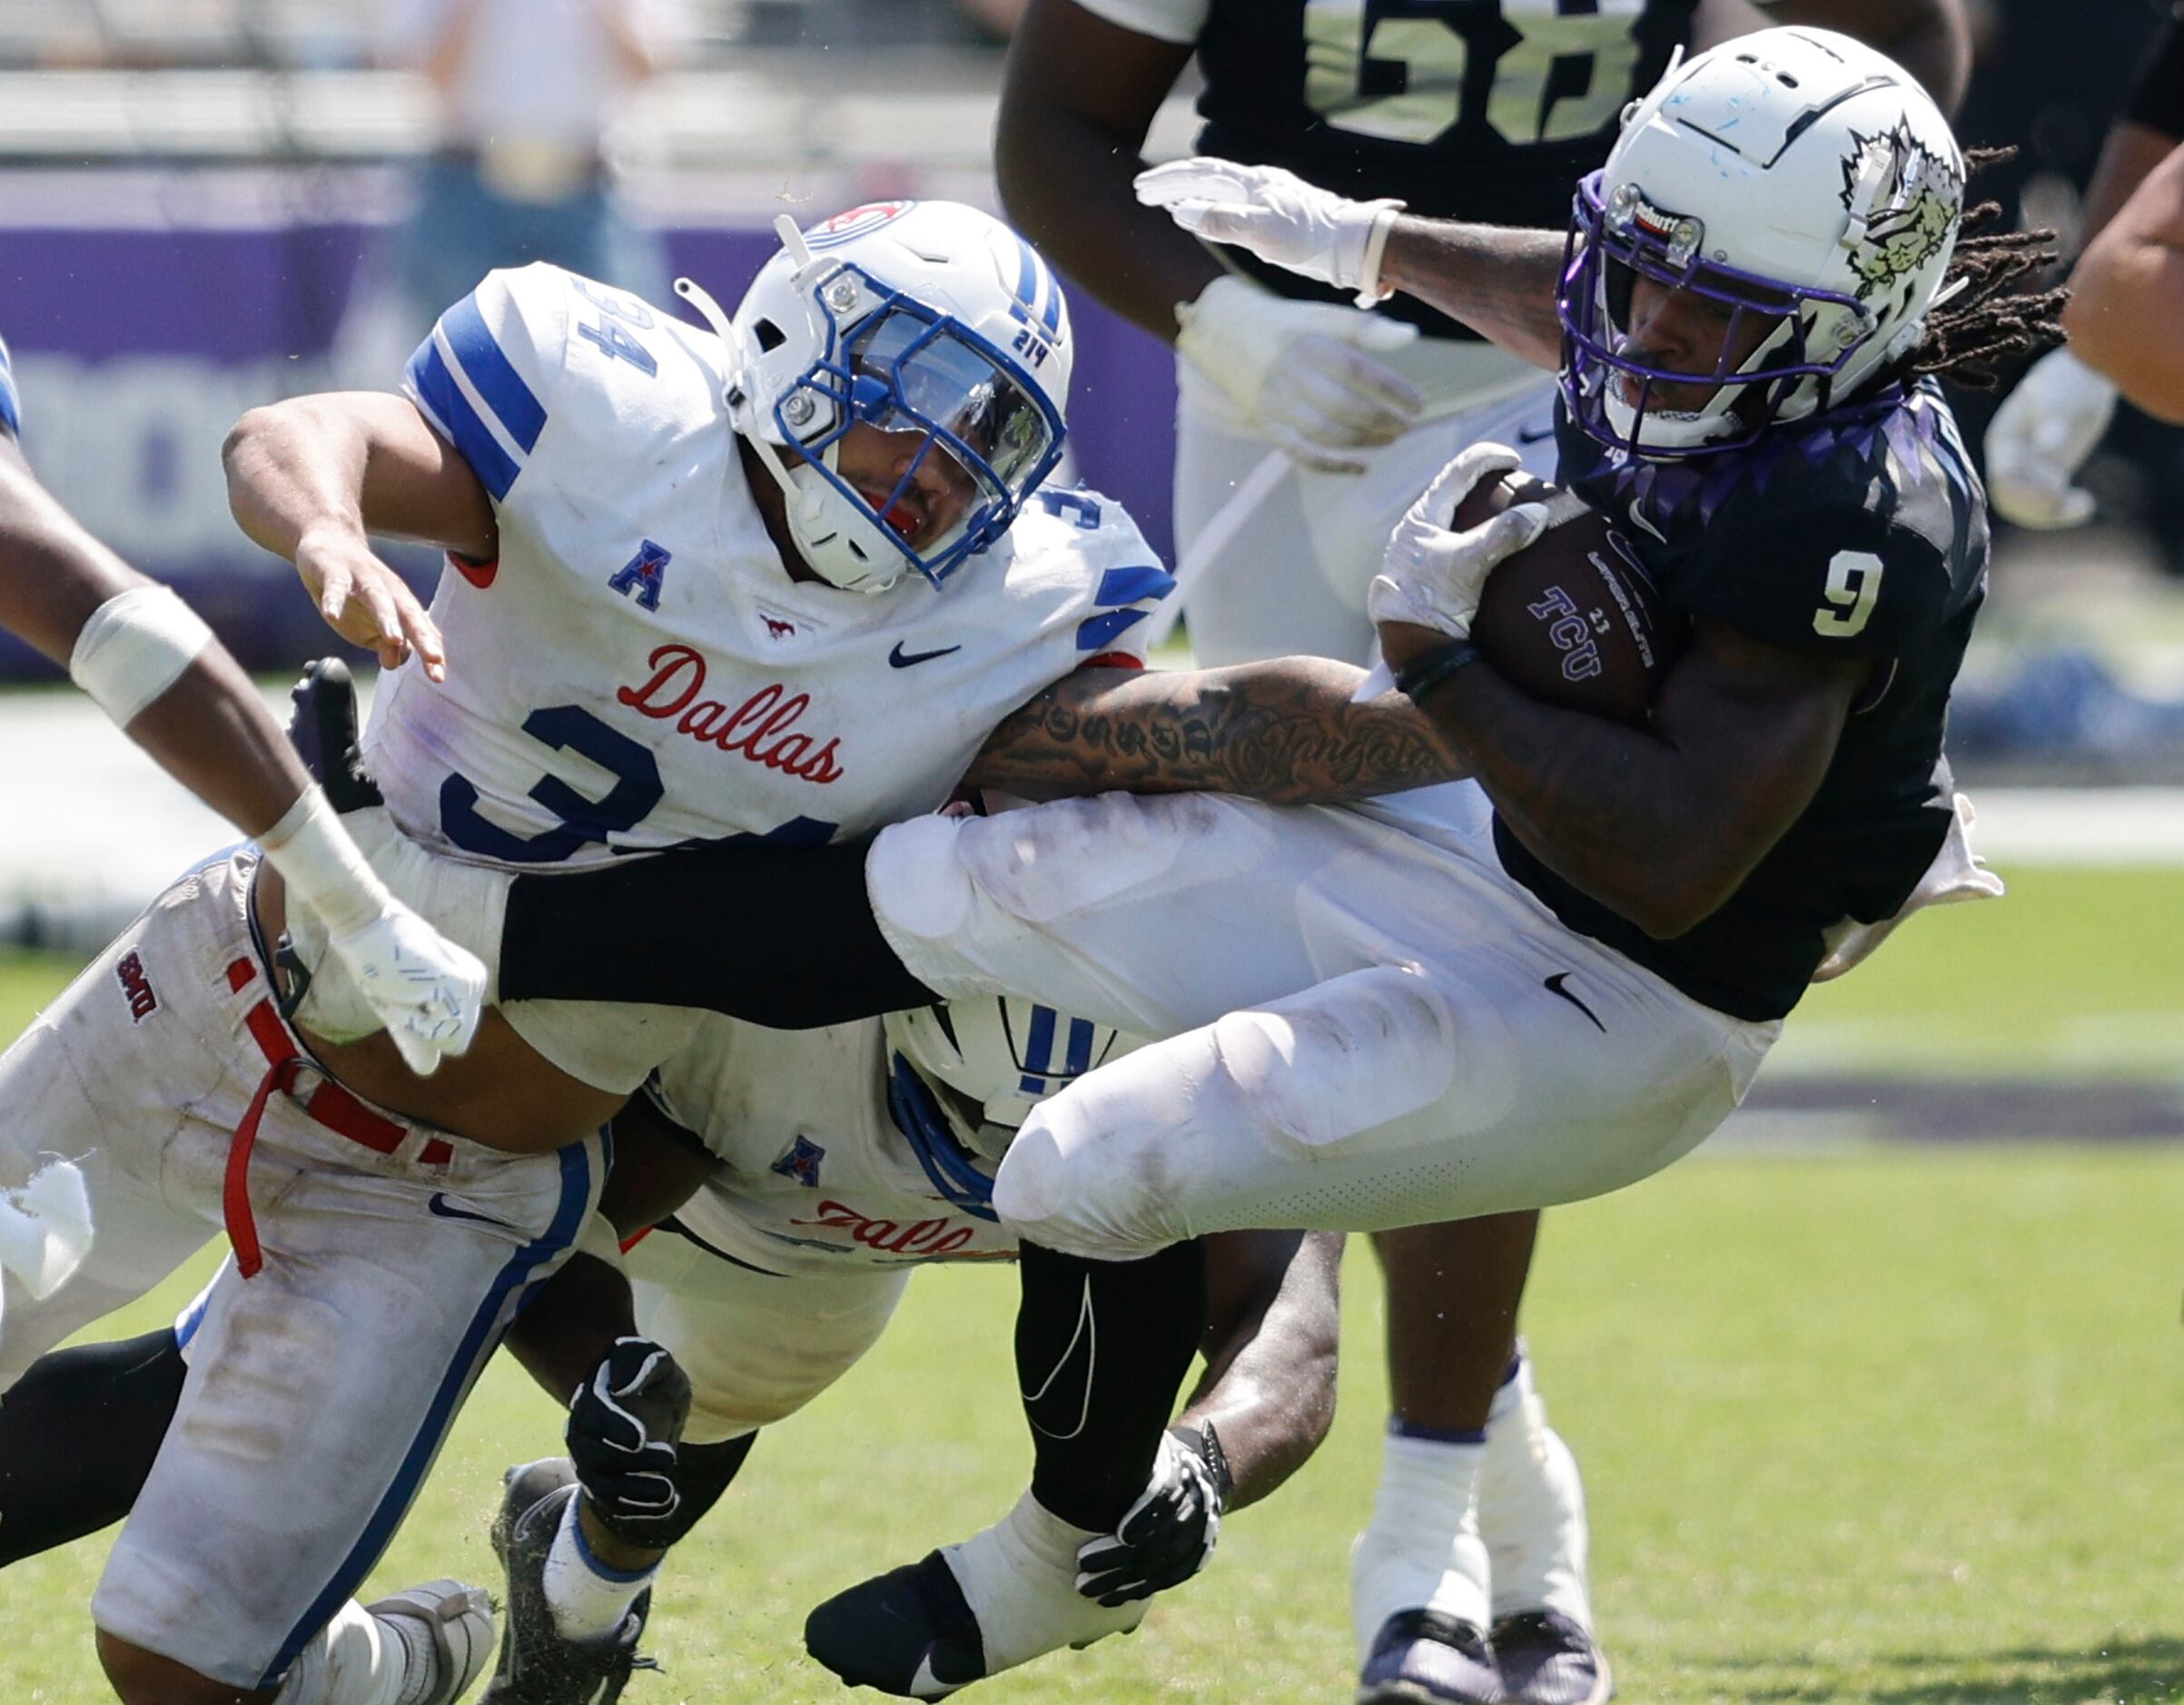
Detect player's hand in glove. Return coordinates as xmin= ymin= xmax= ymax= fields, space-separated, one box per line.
xmin=1074 ymin=1423 xmax=1233 ymax=1607
xmin=321 ymin=902 xmax=488 ymax=1076
xmin=1139 ymin=158 xmax=1405 ymax=307
xmin=259 ymin=784 xmax=487 ymax=1075
xmin=1368 ymin=443 xmax=1550 ymax=641
xmin=1984 ymin=347 xmax=2118 ymax=530
xmin=568 ymin=1335 xmax=696 ymax=1548
xmin=1175 ymin=276 xmax=1424 ymax=473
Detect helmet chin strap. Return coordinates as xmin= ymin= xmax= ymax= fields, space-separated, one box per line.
xmin=676 ymin=271 xmax=901 ymax=593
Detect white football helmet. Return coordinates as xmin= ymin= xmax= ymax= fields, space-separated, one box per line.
xmin=884 ymin=997 xmax=1143 ymax=1220
xmin=677 ymin=201 xmax=1072 ymax=592
xmin=1557 ymin=27 xmax=1966 ymax=458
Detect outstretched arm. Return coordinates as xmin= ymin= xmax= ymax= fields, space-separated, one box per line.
xmin=2068 ymin=139 xmax=2184 ymax=422
xmin=1184 ymin=1230 xmax=1343 ymax=1511
xmin=966 ymin=657 xmax=1465 ymax=806
xmin=224 ymin=390 xmax=498 ymax=679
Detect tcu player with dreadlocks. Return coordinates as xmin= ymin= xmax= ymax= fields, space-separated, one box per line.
xmin=996 ymin=4 xmax=1970 ymax=1698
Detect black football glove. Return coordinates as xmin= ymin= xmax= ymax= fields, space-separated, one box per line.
xmin=567 ymin=1335 xmax=695 ymax=1548
xmin=1073 ymin=1420 xmax=1233 ymax=1606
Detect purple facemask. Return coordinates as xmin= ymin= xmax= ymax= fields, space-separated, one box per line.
xmin=1556 ymin=172 xmax=1880 ymax=460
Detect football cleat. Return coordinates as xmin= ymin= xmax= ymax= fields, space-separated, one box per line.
xmin=1358 ymin=1609 xmax=1506 ymax=1705
xmin=1492 ymin=1611 xmax=1613 ymax=1705
xmin=805 ymin=1550 xmax=986 ymax=1698
xmin=481 ymin=1458 xmax=658 ymax=1705
xmin=287 ymin=657 xmax=383 ymax=811
xmin=804 ymin=1491 xmax=1145 ymax=1698
xmin=365 ymin=1578 xmax=497 ymax=1705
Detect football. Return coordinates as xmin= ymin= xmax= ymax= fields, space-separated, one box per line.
xmin=1458 ymin=472 xmax=1683 ymax=725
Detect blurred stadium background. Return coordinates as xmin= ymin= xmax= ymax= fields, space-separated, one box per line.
xmin=0 ymin=2 xmax=2181 ymax=1700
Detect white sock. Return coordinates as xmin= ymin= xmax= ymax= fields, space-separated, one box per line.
xmin=272 ymin=1600 xmax=414 ymax=1705
xmin=1487 ymin=1342 xmax=1530 ymax=1429
xmin=1350 ymin=1426 xmax=1490 ymax=1661
xmin=540 ymin=1493 xmax=658 ymax=1644
xmin=1479 ymin=1351 xmax=1594 ymax=1628
xmin=941 ymin=1490 xmax=1146 ymax=1673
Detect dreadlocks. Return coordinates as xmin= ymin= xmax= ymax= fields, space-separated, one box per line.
xmin=1907 ymin=147 xmax=2070 ymax=389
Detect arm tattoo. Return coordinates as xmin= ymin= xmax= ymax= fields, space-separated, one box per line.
xmin=967 ymin=659 xmax=1465 ymax=806
xmin=1379 ymin=222 xmax=1567 ymax=370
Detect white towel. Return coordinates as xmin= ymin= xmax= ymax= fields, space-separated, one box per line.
xmin=1813 ymin=793 xmax=2005 ymax=983
xmin=0 ymin=1157 xmax=94 ymax=1349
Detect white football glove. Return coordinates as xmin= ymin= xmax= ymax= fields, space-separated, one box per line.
xmin=1367 ymin=443 xmax=1550 ymax=640
xmin=1984 ymin=347 xmax=2118 ymax=530
xmin=1175 ymin=276 xmax=1424 ymax=473
xmin=321 ymin=901 xmax=487 ymax=1077
xmin=1138 ymin=157 xmax=1404 ymax=306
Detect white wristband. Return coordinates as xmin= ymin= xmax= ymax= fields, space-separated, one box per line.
xmin=67 ymin=584 xmax=213 ymax=729
xmin=1353 ymin=204 xmax=1405 ymax=309
xmin=259 ymin=785 xmax=395 ymax=941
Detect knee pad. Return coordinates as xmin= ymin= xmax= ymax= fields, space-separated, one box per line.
xmin=1209 ymin=967 xmax=1461 ymax=1159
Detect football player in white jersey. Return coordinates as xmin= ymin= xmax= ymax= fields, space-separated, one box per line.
xmin=0 ymin=203 xmax=1151 ymax=1705
xmin=0 ymin=202 xmax=1468 ymax=1705
xmin=996 ymin=6 xmax=1970 ymax=1699
xmin=461 ymin=995 xmax=1342 ymax=1700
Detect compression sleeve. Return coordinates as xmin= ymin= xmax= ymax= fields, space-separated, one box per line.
xmin=496 ymin=835 xmax=936 ymax=1026
xmin=2126 ymin=11 xmax=2184 ymax=139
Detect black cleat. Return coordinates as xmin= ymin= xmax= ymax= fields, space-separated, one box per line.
xmin=481 ymin=1458 xmax=658 ymax=1705
xmin=287 ymin=656 xmax=382 ymax=810
xmin=1358 ymin=1609 xmax=1505 ymax=1705
xmin=1492 ymin=1611 xmax=1612 ymax=1705
xmin=804 ymin=1551 xmax=987 ymax=1699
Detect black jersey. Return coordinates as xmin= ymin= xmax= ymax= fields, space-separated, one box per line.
xmin=1194 ymin=0 xmax=1702 ymax=339
xmin=1492 ymin=379 xmax=1989 ymax=1022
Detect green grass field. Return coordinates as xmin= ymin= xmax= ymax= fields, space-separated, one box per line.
xmin=0 ymin=864 xmax=2179 ymax=1703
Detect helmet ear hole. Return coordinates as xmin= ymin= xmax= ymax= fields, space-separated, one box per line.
xmin=752 ymin=318 xmax=786 ymax=353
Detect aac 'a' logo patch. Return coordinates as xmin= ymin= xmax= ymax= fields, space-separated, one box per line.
xmin=772 ymin=1137 xmax=825 ymax=1188
xmin=608 ymin=540 xmax=673 ymax=612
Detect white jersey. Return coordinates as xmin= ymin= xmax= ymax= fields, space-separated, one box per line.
xmin=645 ymin=1016 xmax=1020 ymax=1278
xmin=369 ymin=262 xmax=1169 ymax=870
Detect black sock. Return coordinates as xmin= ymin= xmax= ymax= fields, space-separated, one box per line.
xmin=1015 ymin=1239 xmax=1208 ymax=1534
xmin=0 ymin=1328 xmax=185 ymax=1565
xmin=499 ymin=835 xmax=934 ymax=1024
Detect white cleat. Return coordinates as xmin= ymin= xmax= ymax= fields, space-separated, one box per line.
xmin=368 ymin=1578 xmax=499 ymax=1705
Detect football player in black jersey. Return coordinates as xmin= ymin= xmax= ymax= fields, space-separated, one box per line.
xmin=999 ymin=4 xmax=1969 ymax=1700
xmin=1135 ymin=34 xmax=2051 ymax=1690
xmin=1988 ymin=5 xmax=2184 ymax=522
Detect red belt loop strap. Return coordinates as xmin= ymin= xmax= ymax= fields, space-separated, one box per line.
xmin=222 ymin=957 xmax=412 ymax=1279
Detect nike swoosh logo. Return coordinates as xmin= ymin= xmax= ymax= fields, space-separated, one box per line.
xmin=426 ymin=1192 xmax=521 ymax=1232
xmin=1544 ymin=973 xmax=1606 ymax=1033
xmin=890 ymin=641 xmax=962 ymax=668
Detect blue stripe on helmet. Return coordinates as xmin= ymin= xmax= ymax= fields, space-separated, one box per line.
xmin=442 ymin=292 xmax=547 ymax=452
xmin=1094 ymin=565 xmax=1176 ymax=607
xmin=0 ymin=332 xmax=19 ymax=438
xmin=1018 ymin=1001 xmax=1059 ymax=1095
xmin=1063 ymin=1017 xmax=1095 ymax=1077
xmin=407 ymin=339 xmax=521 ymax=501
